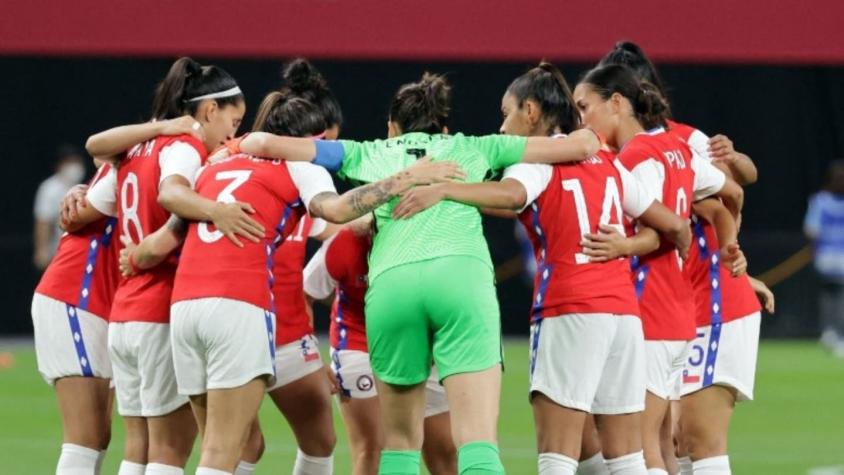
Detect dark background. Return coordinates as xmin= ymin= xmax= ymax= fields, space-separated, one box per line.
xmin=3 ymin=57 xmax=840 ymax=337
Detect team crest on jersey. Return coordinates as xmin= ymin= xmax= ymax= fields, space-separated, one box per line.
xmin=356 ymin=375 xmax=374 ymax=392
xmin=300 ymin=338 xmax=320 ymax=362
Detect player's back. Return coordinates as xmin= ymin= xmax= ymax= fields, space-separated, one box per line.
xmin=325 ymin=226 xmax=371 ymax=351
xmin=174 ymin=154 xmax=305 ymax=311
xmin=517 ymin=150 xmax=640 ymax=320
xmin=112 ymin=134 xmax=206 ymax=323
xmin=273 ymin=216 xmax=315 ymax=346
xmin=618 ymin=130 xmax=696 ymax=340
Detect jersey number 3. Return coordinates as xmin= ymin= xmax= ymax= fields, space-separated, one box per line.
xmin=198 ymin=170 xmax=253 ymax=244
xmin=562 ymin=177 xmax=623 ymax=264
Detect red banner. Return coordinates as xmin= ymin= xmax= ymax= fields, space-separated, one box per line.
xmin=2 ymin=0 xmax=843 ymax=64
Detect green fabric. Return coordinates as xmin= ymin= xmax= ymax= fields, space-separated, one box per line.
xmin=365 ymin=256 xmax=503 ymax=385
xmin=336 ymin=132 xmax=527 ymax=280
xmin=378 ymin=450 xmax=421 ymax=475
xmin=458 ymin=441 xmax=505 ymax=474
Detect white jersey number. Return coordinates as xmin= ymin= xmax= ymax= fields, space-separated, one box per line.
xmin=562 ymin=177 xmax=624 ymax=264
xmin=198 ymin=170 xmax=253 ymax=244
xmin=120 ymin=172 xmax=144 ymax=241
xmin=286 ymin=217 xmax=307 ymax=242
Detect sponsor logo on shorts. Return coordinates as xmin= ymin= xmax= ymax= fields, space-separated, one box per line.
xmin=356 ymin=375 xmax=374 ymax=392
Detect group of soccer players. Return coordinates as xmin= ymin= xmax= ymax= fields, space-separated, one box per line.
xmin=31 ymin=41 xmax=774 ymax=475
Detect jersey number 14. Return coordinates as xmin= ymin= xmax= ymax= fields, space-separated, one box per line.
xmin=562 ymin=177 xmax=623 ymax=264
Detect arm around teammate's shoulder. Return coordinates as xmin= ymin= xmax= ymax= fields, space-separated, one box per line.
xmin=520 ymin=128 xmax=601 ymax=164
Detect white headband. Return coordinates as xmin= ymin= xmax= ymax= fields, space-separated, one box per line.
xmin=186 ymin=86 xmax=242 ymax=102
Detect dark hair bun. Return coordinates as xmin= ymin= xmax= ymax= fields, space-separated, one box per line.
xmin=419 ymin=73 xmax=451 ymax=121
xmin=282 ymin=58 xmax=328 ymax=95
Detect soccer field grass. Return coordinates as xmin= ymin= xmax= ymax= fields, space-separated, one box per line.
xmin=1 ymin=340 xmax=842 ymax=474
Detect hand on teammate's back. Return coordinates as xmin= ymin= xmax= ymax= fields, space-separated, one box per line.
xmin=392 ymin=184 xmax=447 ymax=220
xmin=582 ymin=224 xmax=630 ymax=262
xmin=405 ymin=156 xmax=466 ymax=185
xmin=59 ymin=184 xmax=88 ymax=225
xmin=118 ymin=235 xmax=137 ymax=277
xmin=159 ymin=115 xmax=205 ymax=143
xmin=708 ymin=134 xmax=738 ymax=163
xmin=720 ymin=242 xmax=747 ymax=277
xmin=208 ymin=201 xmax=266 ymax=248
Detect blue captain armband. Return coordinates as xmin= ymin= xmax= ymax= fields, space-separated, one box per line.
xmin=312 ymin=140 xmax=345 ymax=172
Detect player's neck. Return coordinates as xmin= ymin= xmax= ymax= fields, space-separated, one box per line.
xmin=616 ymin=119 xmax=644 ymax=149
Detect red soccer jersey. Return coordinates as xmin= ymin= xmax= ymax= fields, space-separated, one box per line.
xmin=618 ymin=130 xmax=700 ymax=340
xmin=684 ymin=217 xmax=761 ymax=327
xmin=172 ymin=154 xmax=335 ymax=311
xmin=325 ymin=228 xmax=370 ymax=352
xmin=273 ymin=216 xmax=316 ymax=346
xmin=35 ymin=164 xmax=120 ymax=319
xmin=507 ymin=150 xmax=651 ymax=320
xmin=111 ymin=135 xmax=207 ymax=323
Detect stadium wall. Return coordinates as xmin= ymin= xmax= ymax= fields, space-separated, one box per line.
xmin=3 ymin=57 xmax=841 ymax=337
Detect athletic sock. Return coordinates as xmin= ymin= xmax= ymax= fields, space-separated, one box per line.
xmin=692 ymin=456 xmax=730 ymax=474
xmin=293 ymin=448 xmax=333 ymax=475
xmin=678 ymin=456 xmax=693 ymax=475
xmin=646 ymin=470 xmax=668 ymax=475
xmin=234 ymin=461 xmax=257 ymax=475
xmin=605 ymin=451 xmax=648 ymax=475
xmin=379 ymin=450 xmax=421 ymax=474
xmin=578 ymin=452 xmax=610 ymax=475
xmin=56 ymin=443 xmax=100 ymax=475
xmin=95 ymin=450 xmax=107 ymax=475
xmin=195 ymin=468 xmax=231 ymax=475
xmin=118 ymin=461 xmax=147 ymax=475
xmin=538 ymin=452 xmax=578 ymax=474
xmin=145 ymin=463 xmax=183 ymax=474
xmin=458 ymin=442 xmax=505 ymax=474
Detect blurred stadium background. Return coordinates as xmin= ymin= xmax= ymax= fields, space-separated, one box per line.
xmin=1 ymin=1 xmax=843 ymax=473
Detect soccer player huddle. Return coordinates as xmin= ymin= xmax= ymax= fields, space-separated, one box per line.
xmin=31 ymin=41 xmax=775 ymax=475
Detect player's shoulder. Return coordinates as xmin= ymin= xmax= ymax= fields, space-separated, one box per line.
xmin=617 ymin=135 xmax=654 ymax=166
xmin=161 ymin=133 xmax=207 ymax=156
xmin=666 ymin=120 xmax=698 ymax=141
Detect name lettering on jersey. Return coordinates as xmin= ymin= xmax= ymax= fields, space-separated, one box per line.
xmin=583 ymin=155 xmax=604 ymax=165
xmin=126 ymin=139 xmax=156 ymax=159
xmin=211 ymin=154 xmax=283 ymax=167
xmin=663 ymin=150 xmax=687 ymax=169
xmin=384 ymin=134 xmax=446 ymax=148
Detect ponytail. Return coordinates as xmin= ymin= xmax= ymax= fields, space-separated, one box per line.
xmin=150 ymin=56 xmax=243 ymax=120
xmin=580 ymin=64 xmax=671 ymax=130
xmin=506 ymin=61 xmax=580 ymax=135
xmin=389 ymin=72 xmax=451 ymax=134
xmin=598 ymin=40 xmax=667 ymax=98
xmin=252 ymin=91 xmax=327 ymax=138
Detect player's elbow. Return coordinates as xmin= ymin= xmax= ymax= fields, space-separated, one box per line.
xmin=505 ymin=186 xmax=528 ymax=210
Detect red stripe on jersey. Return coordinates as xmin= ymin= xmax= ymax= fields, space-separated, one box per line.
xmin=325 ymin=227 xmax=370 ymax=352
xmin=273 ymin=216 xmax=316 ymax=346
xmin=172 ymin=155 xmax=306 ymax=310
xmin=111 ymin=135 xmax=207 ymax=323
xmin=684 ymin=219 xmax=761 ymax=326
xmin=35 ymin=164 xmax=120 ymax=319
xmin=618 ymin=132 xmax=696 ymax=340
xmin=517 ymin=150 xmax=640 ymax=320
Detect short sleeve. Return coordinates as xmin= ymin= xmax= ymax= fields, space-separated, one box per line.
xmin=691 ymin=153 xmax=726 ymax=201
xmin=309 ymin=218 xmax=328 ymax=238
xmin=686 ymin=129 xmax=712 ymax=162
xmin=628 ymin=159 xmax=665 ymax=202
xmin=804 ymin=194 xmax=822 ymax=238
xmin=470 ymin=135 xmax=528 ymax=171
xmin=86 ymin=166 xmax=118 ymax=217
xmin=613 ymin=160 xmax=654 ymax=219
xmin=302 ymin=236 xmax=338 ymax=300
xmin=502 ymin=163 xmax=552 ymax=212
xmin=159 ymin=141 xmax=203 ymax=187
xmin=286 ymin=161 xmax=338 ymax=210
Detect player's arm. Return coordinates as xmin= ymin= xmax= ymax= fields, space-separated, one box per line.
xmin=308 ymin=158 xmax=464 ymax=223
xmin=692 ymin=154 xmax=744 ymax=222
xmin=61 ymin=165 xmax=117 ymax=233
xmin=119 ymin=215 xmax=186 ymax=277
xmin=708 ymin=134 xmax=757 ymax=185
xmin=303 ymin=237 xmax=338 ymax=307
xmin=392 ymin=180 xmax=527 ymax=220
xmin=520 ymin=128 xmax=601 ymax=164
xmin=692 ymin=198 xmax=746 ymax=276
xmin=85 ymin=116 xmax=203 ymax=161
xmin=748 ymin=276 xmax=775 ymax=313
xmin=237 ymin=132 xmax=320 ymax=163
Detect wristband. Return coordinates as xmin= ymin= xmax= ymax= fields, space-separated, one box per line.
xmin=128 ymin=252 xmax=143 ymax=275
xmin=313 ymin=140 xmax=345 ymax=172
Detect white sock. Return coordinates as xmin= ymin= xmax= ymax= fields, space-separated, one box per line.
xmin=56 ymin=443 xmax=100 ymax=475
xmin=647 ymin=470 xmax=668 ymax=475
xmin=538 ymin=452 xmax=578 ymax=474
xmin=95 ymin=450 xmax=107 ymax=475
xmin=145 ymin=463 xmax=183 ymax=475
xmin=195 ymin=468 xmax=231 ymax=475
xmin=118 ymin=461 xmax=147 ymax=475
xmin=678 ymin=456 xmax=693 ymax=475
xmin=234 ymin=461 xmax=257 ymax=475
xmin=605 ymin=451 xmax=648 ymax=475
xmin=578 ymin=452 xmax=610 ymax=475
xmin=292 ymin=449 xmax=333 ymax=475
xmin=692 ymin=456 xmax=730 ymax=474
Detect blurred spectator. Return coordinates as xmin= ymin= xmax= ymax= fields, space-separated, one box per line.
xmin=804 ymin=159 xmax=844 ymax=356
xmin=32 ymin=145 xmax=86 ymax=270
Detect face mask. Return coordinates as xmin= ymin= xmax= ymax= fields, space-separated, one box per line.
xmin=59 ymin=162 xmax=86 ymax=183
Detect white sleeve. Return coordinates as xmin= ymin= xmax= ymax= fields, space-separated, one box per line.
xmin=308 ymin=218 xmax=328 ymax=237
xmin=86 ymin=167 xmax=118 ymax=217
xmin=501 ymin=163 xmax=553 ymax=212
xmin=614 ymin=160 xmax=654 ymax=219
xmin=691 ymin=153 xmax=727 ymax=201
xmin=302 ymin=236 xmax=338 ymax=300
xmin=629 ymin=158 xmax=665 ymax=202
xmin=686 ymin=129 xmax=712 ymax=162
xmin=158 ymin=141 xmax=203 ymax=187
xmin=286 ymin=161 xmax=338 ymax=211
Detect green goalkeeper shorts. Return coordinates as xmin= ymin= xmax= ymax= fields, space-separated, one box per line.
xmin=365 ymin=255 xmax=503 ymax=385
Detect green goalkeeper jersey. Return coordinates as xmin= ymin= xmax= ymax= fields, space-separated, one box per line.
xmin=337 ymin=132 xmax=527 ymax=280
